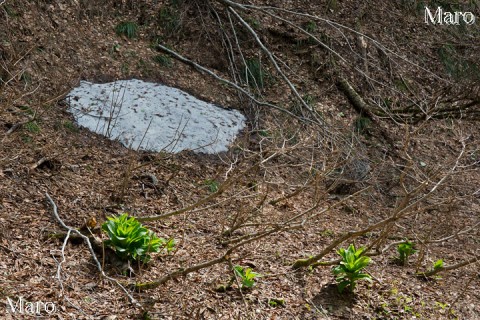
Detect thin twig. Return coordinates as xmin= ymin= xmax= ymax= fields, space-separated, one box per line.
xmin=45 ymin=193 xmax=142 ymax=308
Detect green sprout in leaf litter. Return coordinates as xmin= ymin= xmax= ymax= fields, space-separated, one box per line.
xmin=354 ymin=116 xmax=371 ymax=134
xmin=25 ymin=121 xmax=40 ymax=134
xmin=258 ymin=129 xmax=270 ymax=137
xmin=233 ymin=265 xmax=262 ymax=289
xmin=433 ymin=259 xmax=444 ymax=271
xmin=153 ymin=54 xmax=172 ymax=67
xmin=268 ymin=298 xmax=285 ymax=308
xmin=397 ymin=240 xmax=417 ymax=265
xmin=115 ymin=21 xmax=138 ymax=39
xmin=102 ymin=213 xmax=172 ymax=263
xmin=332 ymin=244 xmax=372 ymax=293
xmin=163 ymin=238 xmax=176 ymax=254
xmin=204 ymin=179 xmax=219 ymax=193
xmin=158 ymin=5 xmax=182 ymax=35
xmin=243 ymin=57 xmax=267 ymax=89
xmin=304 ymin=21 xmax=317 ymax=33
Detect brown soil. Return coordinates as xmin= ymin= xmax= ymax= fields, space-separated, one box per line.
xmin=1 ymin=1 xmax=479 ymax=319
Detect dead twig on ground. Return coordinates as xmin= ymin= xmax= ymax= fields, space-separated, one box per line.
xmin=45 ymin=192 xmax=142 ymax=309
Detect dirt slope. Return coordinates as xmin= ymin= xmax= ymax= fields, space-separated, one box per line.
xmin=1 ymin=1 xmax=479 ymax=319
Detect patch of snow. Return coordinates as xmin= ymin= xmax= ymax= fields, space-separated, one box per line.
xmin=66 ymin=79 xmax=246 ymax=154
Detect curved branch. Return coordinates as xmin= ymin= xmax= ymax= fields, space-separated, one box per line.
xmin=45 ymin=193 xmax=142 ymax=308
xmin=420 ymin=255 xmax=480 ymax=277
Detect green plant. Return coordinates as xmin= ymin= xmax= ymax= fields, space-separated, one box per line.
xmin=25 ymin=121 xmax=40 ymax=134
xmin=332 ymin=244 xmax=372 ymax=293
xmin=326 ymin=0 xmax=338 ymax=12
xmin=397 ymin=240 xmax=417 ymax=265
xmin=18 ymin=105 xmax=35 ymax=116
xmin=153 ymin=54 xmax=172 ymax=67
xmin=4 ymin=5 xmax=19 ymax=17
xmin=304 ymin=21 xmax=317 ymax=33
xmin=63 ymin=120 xmax=79 ymax=133
xmin=21 ymin=135 xmax=32 ymax=143
xmin=320 ymin=229 xmax=334 ymax=237
xmin=233 ymin=265 xmax=262 ymax=289
xmin=268 ymin=298 xmax=285 ymax=307
xmin=115 ymin=21 xmax=138 ymax=39
xmin=303 ymin=21 xmax=318 ymax=44
xmin=393 ymin=78 xmax=408 ymax=92
xmin=102 ymin=213 xmax=166 ymax=263
xmin=158 ymin=5 xmax=181 ymax=35
xmin=291 ymin=94 xmax=316 ymax=116
xmin=258 ymin=129 xmax=270 ymax=137
xmin=204 ymin=179 xmax=219 ymax=193
xmin=141 ymin=311 xmax=152 ymax=320
xmin=245 ymin=17 xmax=261 ymax=29
xmin=302 ymin=94 xmax=316 ymax=106
xmin=432 ymin=259 xmax=444 ymax=271
xmin=121 ymin=62 xmax=130 ymax=75
xmin=110 ymin=42 xmax=121 ymax=54
xmin=243 ymin=57 xmax=267 ymax=89
xmin=163 ymin=238 xmax=176 ymax=253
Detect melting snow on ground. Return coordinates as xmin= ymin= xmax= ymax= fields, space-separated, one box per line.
xmin=66 ymin=79 xmax=246 ymax=154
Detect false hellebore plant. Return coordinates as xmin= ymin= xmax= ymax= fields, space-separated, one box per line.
xmin=102 ymin=213 xmax=167 ymax=263
xmin=332 ymin=244 xmax=372 ymax=293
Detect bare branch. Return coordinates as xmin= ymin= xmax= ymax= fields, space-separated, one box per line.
xmin=45 ymin=193 xmax=142 ymax=308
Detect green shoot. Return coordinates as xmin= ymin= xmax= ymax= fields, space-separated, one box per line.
xmin=102 ymin=213 xmax=174 ymax=263
xmin=233 ymin=265 xmax=262 ymax=289
xmin=332 ymin=244 xmax=372 ymax=293
xmin=204 ymin=179 xmax=219 ymax=193
xmin=115 ymin=21 xmax=138 ymax=39
xmin=433 ymin=259 xmax=444 ymax=271
xmin=397 ymin=240 xmax=417 ymax=265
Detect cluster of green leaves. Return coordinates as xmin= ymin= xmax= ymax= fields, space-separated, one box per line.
xmin=4 ymin=4 xmax=19 ymax=17
xmin=102 ymin=213 xmax=173 ymax=263
xmin=432 ymin=259 xmax=444 ymax=271
xmin=60 ymin=120 xmax=78 ymax=133
xmin=268 ymin=298 xmax=285 ymax=308
xmin=304 ymin=21 xmax=317 ymax=33
xmin=24 ymin=121 xmax=40 ymax=134
xmin=204 ymin=179 xmax=219 ymax=193
xmin=233 ymin=265 xmax=262 ymax=289
xmin=243 ymin=57 xmax=267 ymax=90
xmin=303 ymin=21 xmax=318 ymax=44
xmin=158 ymin=2 xmax=181 ymax=35
xmin=115 ymin=21 xmax=138 ymax=39
xmin=152 ymin=54 xmax=172 ymax=67
xmin=18 ymin=105 xmax=35 ymax=116
xmin=397 ymin=240 xmax=417 ymax=265
xmin=245 ymin=17 xmax=261 ymax=29
xmin=332 ymin=244 xmax=372 ymax=293
xmin=291 ymin=94 xmax=316 ymax=116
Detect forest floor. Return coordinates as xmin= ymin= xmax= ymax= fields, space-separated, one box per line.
xmin=1 ymin=1 xmax=479 ymax=319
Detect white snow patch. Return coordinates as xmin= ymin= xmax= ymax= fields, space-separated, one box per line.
xmin=66 ymin=79 xmax=246 ymax=154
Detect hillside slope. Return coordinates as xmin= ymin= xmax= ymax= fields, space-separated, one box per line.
xmin=1 ymin=1 xmax=479 ymax=319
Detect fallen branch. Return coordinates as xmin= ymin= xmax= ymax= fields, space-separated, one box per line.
xmin=136 ymin=163 xmax=257 ymax=222
xmin=45 ymin=193 xmax=142 ymax=308
xmin=419 ymin=254 xmax=480 ymax=278
xmin=134 ymin=211 xmax=298 ymax=290
xmin=157 ymin=44 xmax=307 ymax=123
xmin=293 ymin=141 xmax=466 ymax=269
xmin=337 ymin=76 xmax=376 ymax=119
xmin=134 ymin=255 xmax=227 ymax=291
